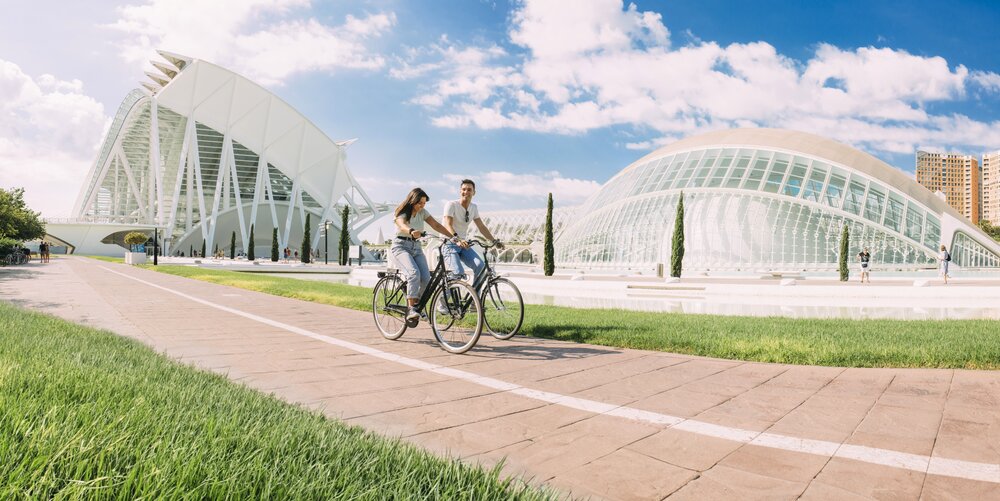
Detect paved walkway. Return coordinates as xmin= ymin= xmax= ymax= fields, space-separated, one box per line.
xmin=2 ymin=257 xmax=1000 ymax=500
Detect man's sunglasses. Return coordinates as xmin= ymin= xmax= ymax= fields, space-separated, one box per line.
xmin=465 ymin=210 xmax=469 ymax=223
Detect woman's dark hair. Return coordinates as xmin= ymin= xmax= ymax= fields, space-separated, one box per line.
xmin=395 ymin=188 xmax=429 ymax=218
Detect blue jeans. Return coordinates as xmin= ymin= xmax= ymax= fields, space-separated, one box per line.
xmin=390 ymin=239 xmax=429 ymax=300
xmin=442 ymin=242 xmax=485 ymax=288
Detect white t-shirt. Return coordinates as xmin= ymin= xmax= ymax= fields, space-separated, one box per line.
xmin=395 ymin=208 xmax=430 ymax=238
xmin=443 ymin=200 xmax=479 ymax=238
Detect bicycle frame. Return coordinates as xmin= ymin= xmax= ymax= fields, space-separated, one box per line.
xmin=379 ymin=236 xmax=464 ymax=314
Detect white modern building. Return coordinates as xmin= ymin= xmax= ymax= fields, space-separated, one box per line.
xmin=50 ymin=51 xmax=389 ymax=256
xmin=555 ymin=128 xmax=1000 ymax=271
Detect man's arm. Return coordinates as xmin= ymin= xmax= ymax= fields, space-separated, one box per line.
xmin=474 ymin=218 xmax=502 ymax=247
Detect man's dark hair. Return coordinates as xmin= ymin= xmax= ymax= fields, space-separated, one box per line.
xmin=460 ymin=179 xmax=476 ymax=190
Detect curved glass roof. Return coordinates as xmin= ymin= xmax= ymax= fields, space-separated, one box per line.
xmin=558 ymin=129 xmax=1000 ymax=270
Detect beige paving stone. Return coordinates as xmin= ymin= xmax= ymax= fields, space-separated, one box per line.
xmin=667 ymin=464 xmax=806 ymax=500
xmin=527 ymin=354 xmax=686 ymax=395
xmin=847 ymin=404 xmax=942 ymax=456
xmin=407 ymin=404 xmax=594 ymax=460
xmin=572 ymin=359 xmax=732 ymax=406
xmin=630 ymin=387 xmax=735 ymax=418
xmin=495 ymin=351 xmax=658 ymax=385
xmin=766 ymin=395 xmax=875 ymax=443
xmin=719 ymin=444 xmax=829 ymax=484
xmin=816 ymin=368 xmax=896 ymax=398
xmin=697 ymin=384 xmax=816 ymax=424
xmin=920 ymin=474 xmax=1000 ymax=500
xmin=481 ymin=414 xmax=661 ymax=481
xmin=679 ymin=362 xmax=788 ymax=395
xmin=549 ymin=448 xmax=698 ymax=501
xmin=345 ymin=391 xmax=544 ymax=438
xmin=763 ymin=365 xmax=845 ymax=391
xmin=931 ymin=417 xmax=1000 ymax=464
xmin=317 ymin=378 xmax=500 ymax=420
xmin=811 ymin=458 xmax=924 ymax=500
xmin=878 ymin=370 xmax=952 ymax=410
xmin=798 ymin=480 xmax=872 ymax=500
xmin=626 ymin=428 xmax=744 ymax=471
xmin=948 ymin=371 xmax=1000 ymax=410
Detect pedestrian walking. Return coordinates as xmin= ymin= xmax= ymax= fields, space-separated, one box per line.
xmin=939 ymin=244 xmax=951 ymax=284
xmin=857 ymin=247 xmax=871 ymax=283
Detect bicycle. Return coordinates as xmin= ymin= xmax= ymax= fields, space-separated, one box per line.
xmin=466 ymin=239 xmax=524 ymax=340
xmin=372 ymin=235 xmax=484 ymax=354
xmin=2 ymin=251 xmax=28 ymax=266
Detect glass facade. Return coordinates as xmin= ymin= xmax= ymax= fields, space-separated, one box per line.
xmin=557 ymin=145 xmax=1000 ymax=270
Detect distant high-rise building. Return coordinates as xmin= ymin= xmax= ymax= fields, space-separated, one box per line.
xmin=915 ymin=151 xmax=981 ymax=222
xmin=983 ymin=151 xmax=1000 ymax=226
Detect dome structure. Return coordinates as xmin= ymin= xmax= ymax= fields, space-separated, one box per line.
xmin=556 ymin=128 xmax=1000 ymax=271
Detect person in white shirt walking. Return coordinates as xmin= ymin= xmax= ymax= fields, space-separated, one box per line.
xmin=441 ymin=179 xmax=503 ymax=290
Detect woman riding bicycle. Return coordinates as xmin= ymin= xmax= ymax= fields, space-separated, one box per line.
xmin=390 ymin=188 xmax=454 ymax=324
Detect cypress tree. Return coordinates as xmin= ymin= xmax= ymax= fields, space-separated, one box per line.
xmin=189 ymin=244 xmax=192 ymax=257
xmin=670 ymin=192 xmax=685 ymax=278
xmin=230 ymin=231 xmax=236 ymax=259
xmin=247 ymin=224 xmax=255 ymax=261
xmin=543 ymin=192 xmax=554 ymax=276
xmin=201 ymin=240 xmax=206 ymax=259
xmin=302 ymin=214 xmax=311 ymax=263
xmin=214 ymin=243 xmax=218 ymax=257
xmin=339 ymin=206 xmax=350 ymax=265
xmin=271 ymin=227 xmax=279 ymax=262
xmin=839 ymin=223 xmax=850 ymax=281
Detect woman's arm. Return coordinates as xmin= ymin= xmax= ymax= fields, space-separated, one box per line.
xmin=394 ymin=215 xmax=420 ymax=238
xmin=424 ymin=215 xmax=452 ymax=237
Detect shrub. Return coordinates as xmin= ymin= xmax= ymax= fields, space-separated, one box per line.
xmin=123 ymin=232 xmax=148 ymax=252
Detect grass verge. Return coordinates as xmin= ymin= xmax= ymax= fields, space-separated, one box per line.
xmin=104 ymin=261 xmax=1000 ymax=369
xmin=0 ymin=302 xmax=551 ymax=499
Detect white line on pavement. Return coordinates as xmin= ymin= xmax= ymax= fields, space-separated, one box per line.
xmin=100 ymin=266 xmax=1000 ymax=484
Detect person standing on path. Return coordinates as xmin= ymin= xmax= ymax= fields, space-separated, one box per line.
xmin=939 ymin=244 xmax=951 ymax=284
xmin=440 ymin=179 xmax=503 ymax=290
xmin=390 ymin=187 xmax=452 ymax=323
xmin=857 ymin=247 xmax=871 ymax=284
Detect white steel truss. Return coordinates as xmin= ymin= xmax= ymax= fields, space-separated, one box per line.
xmin=72 ymin=51 xmax=391 ymax=256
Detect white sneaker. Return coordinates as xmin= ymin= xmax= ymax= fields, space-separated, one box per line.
xmin=406 ymin=308 xmax=420 ymax=322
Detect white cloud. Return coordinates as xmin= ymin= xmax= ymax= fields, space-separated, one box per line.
xmin=453 ymin=170 xmax=601 ymax=206
xmin=0 ymin=59 xmax=107 ymax=217
xmin=107 ymin=0 xmax=395 ymax=86
xmin=400 ymin=0 xmax=1000 ymax=155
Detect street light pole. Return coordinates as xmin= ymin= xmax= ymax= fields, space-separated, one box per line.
xmin=153 ymin=227 xmax=158 ymax=266
xmin=324 ymin=221 xmax=329 ymax=265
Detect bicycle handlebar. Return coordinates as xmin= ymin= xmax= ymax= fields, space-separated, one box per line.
xmin=467 ymin=238 xmax=503 ymax=249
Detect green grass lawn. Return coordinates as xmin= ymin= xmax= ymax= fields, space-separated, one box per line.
xmin=103 ymin=261 xmax=1000 ymax=369
xmin=0 ymin=302 xmax=550 ymax=499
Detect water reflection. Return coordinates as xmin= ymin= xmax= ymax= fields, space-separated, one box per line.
xmin=245 ymin=270 xmax=1000 ymax=320
xmin=523 ymin=292 xmax=1000 ymax=320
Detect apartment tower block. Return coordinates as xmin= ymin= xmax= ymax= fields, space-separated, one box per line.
xmin=983 ymin=151 xmax=1000 ymax=226
xmin=915 ymin=151 xmax=981 ymax=223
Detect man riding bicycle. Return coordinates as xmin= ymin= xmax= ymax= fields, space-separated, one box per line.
xmin=441 ymin=179 xmax=504 ymax=291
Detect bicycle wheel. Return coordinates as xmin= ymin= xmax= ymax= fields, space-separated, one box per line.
xmin=481 ymin=278 xmax=524 ymax=340
xmin=430 ymin=280 xmax=483 ymax=354
xmin=372 ymin=275 xmax=408 ymax=340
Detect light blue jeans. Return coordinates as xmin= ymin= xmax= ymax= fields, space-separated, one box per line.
xmin=442 ymin=242 xmax=485 ymax=288
xmin=390 ymin=239 xmax=430 ymax=300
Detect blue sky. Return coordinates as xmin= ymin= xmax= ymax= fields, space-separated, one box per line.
xmin=3 ymin=0 xmax=1000 ymax=240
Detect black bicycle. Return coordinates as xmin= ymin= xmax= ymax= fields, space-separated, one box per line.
xmin=372 ymin=235 xmax=484 ymax=354
xmin=466 ymin=239 xmax=524 ymax=340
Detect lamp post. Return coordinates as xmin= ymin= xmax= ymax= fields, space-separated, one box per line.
xmin=153 ymin=227 xmax=158 ymax=266
xmin=324 ymin=220 xmax=331 ymax=265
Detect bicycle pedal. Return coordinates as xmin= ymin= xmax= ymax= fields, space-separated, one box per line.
xmin=406 ymin=317 xmax=419 ymax=328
